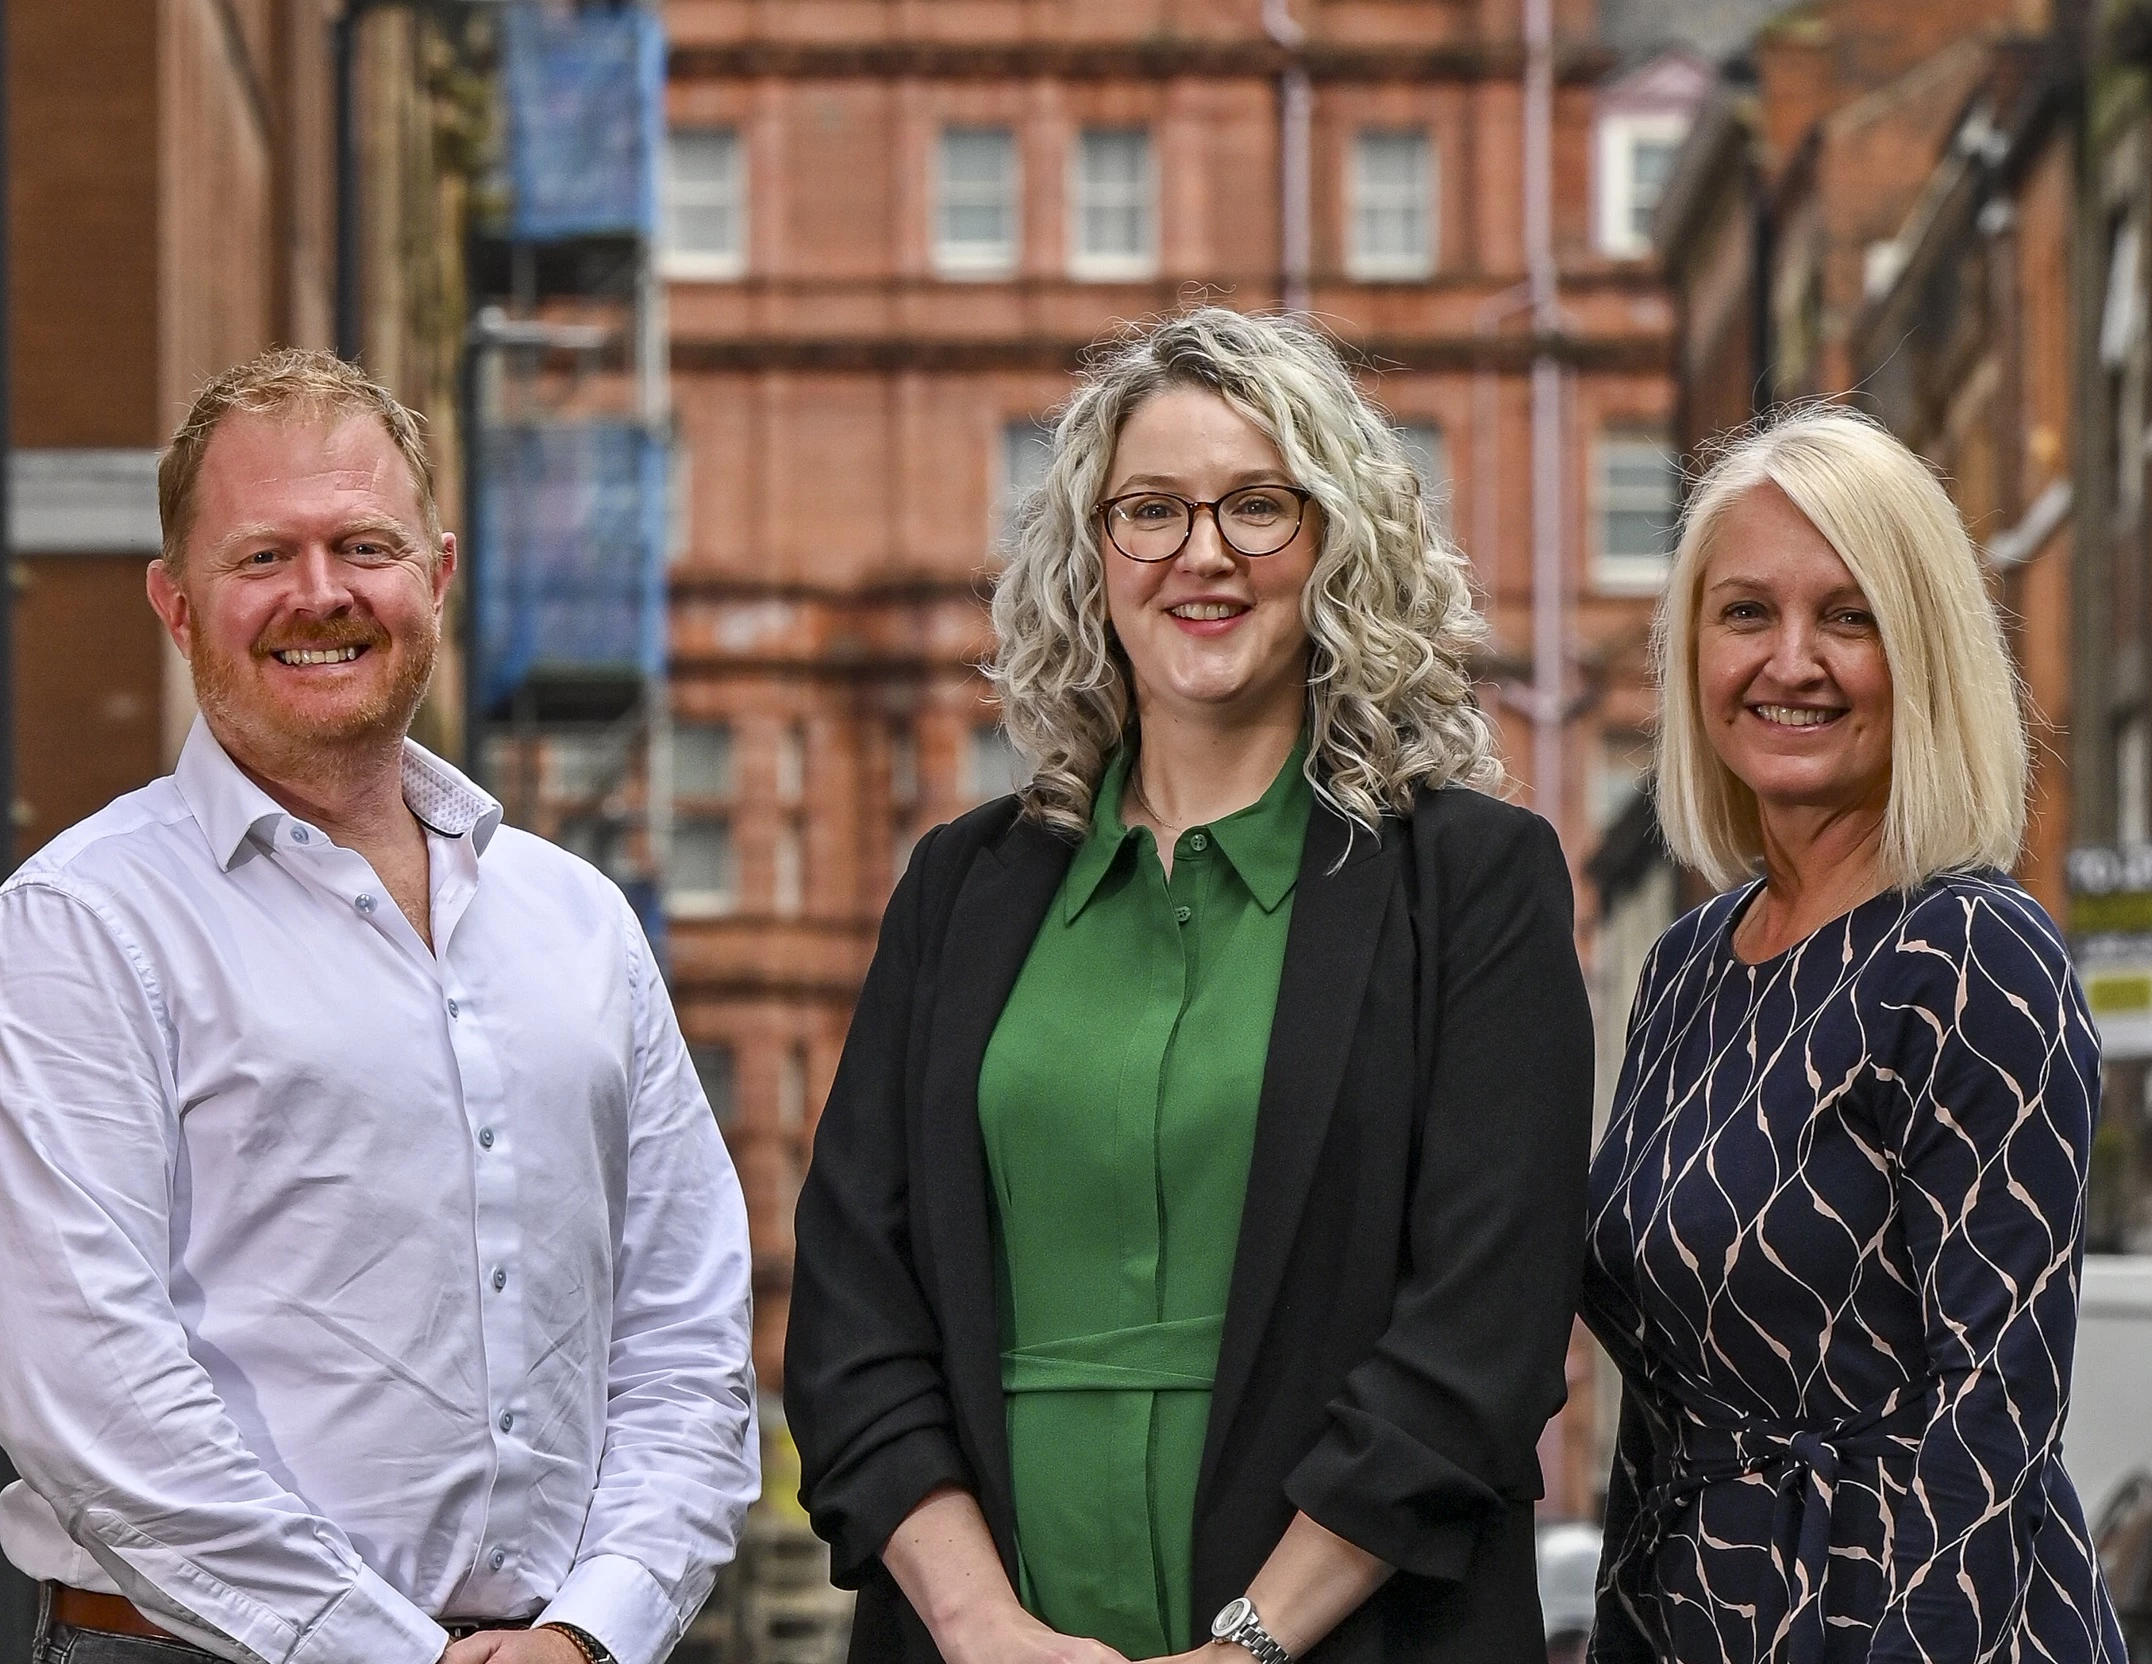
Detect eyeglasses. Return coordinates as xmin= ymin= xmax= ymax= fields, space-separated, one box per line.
xmin=1095 ymin=485 xmax=1314 ymax=562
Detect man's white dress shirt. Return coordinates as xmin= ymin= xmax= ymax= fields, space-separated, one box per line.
xmin=0 ymin=720 xmax=758 ymax=1664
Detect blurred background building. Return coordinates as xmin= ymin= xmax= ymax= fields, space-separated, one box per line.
xmin=7 ymin=0 xmax=2152 ymax=1661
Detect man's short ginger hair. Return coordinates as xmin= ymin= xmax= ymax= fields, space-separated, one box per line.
xmin=158 ymin=348 xmax=442 ymax=570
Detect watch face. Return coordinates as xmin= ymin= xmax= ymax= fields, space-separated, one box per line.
xmin=1212 ymin=1597 xmax=1254 ymax=1640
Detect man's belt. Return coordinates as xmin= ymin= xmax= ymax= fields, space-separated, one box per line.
xmin=48 ymin=1584 xmax=536 ymax=1650
xmin=49 ymin=1586 xmax=182 ymax=1644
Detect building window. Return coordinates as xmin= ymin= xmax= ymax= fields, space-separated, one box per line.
xmin=1071 ymin=128 xmax=1155 ymax=280
xmin=542 ymin=726 xmax=619 ymax=802
xmin=778 ymin=1042 xmax=810 ymax=1131
xmin=967 ymin=723 xmax=1023 ymax=802
xmin=690 ymin=1042 xmax=737 ymax=1125
xmin=671 ymin=819 xmax=737 ymax=916
xmin=1349 ymin=130 xmax=1435 ymax=280
xmin=1596 ymin=113 xmax=1688 ymax=258
xmin=777 ymin=720 xmax=807 ymax=804
xmin=1395 ymin=421 xmax=1450 ymax=534
xmin=775 ymin=815 xmax=805 ymax=915
xmin=671 ymin=720 xmax=735 ymax=916
xmin=1595 ymin=429 xmax=1678 ymax=592
xmin=889 ymin=722 xmax=919 ymax=810
xmin=672 ymin=720 xmax=734 ymax=798
xmin=936 ymin=127 xmax=1019 ymax=277
xmin=2120 ymin=714 xmax=2149 ymax=847
xmin=663 ymin=127 xmax=745 ymax=278
xmin=999 ymin=416 xmax=1055 ymax=540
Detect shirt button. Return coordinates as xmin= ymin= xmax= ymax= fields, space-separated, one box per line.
xmin=499 ymin=1411 xmax=514 ymax=1433
xmin=489 ymin=1547 xmax=507 ymax=1571
xmin=1174 ymin=905 xmax=1192 ymax=925
xmin=1187 ymin=832 xmax=1209 ymax=852
xmin=354 ymin=893 xmax=377 ymax=915
xmin=478 ymin=1127 xmax=495 ymax=1149
xmin=492 ymin=1267 xmax=507 ymax=1291
xmin=290 ymin=826 xmax=310 ymax=845
xmin=447 ymin=998 xmax=461 ymax=1018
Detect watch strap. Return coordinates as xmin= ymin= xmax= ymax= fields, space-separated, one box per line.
xmin=1217 ymin=1603 xmax=1291 ymax=1664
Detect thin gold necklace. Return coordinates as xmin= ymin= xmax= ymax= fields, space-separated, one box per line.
xmin=1127 ymin=767 xmax=1194 ymax=841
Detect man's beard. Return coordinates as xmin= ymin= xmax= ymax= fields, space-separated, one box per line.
xmin=190 ymin=614 xmax=439 ymax=777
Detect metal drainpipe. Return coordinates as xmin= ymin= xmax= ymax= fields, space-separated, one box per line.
xmin=1264 ymin=0 xmax=1310 ymax=314
xmin=1524 ymin=0 xmax=1565 ymax=830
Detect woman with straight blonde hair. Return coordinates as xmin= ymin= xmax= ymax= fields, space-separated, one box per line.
xmin=785 ymin=307 xmax=1594 ymax=1664
xmin=1583 ymin=406 xmax=2125 ymax=1663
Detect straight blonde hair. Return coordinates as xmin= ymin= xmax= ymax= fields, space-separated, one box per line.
xmin=1655 ymin=406 xmax=2027 ymax=891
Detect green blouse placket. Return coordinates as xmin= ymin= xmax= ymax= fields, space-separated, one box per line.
xmin=977 ymin=744 xmax=1311 ymax=1659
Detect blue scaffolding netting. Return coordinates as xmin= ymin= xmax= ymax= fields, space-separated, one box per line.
xmin=502 ymin=1 xmax=663 ymax=242
xmin=474 ymin=421 xmax=668 ymax=711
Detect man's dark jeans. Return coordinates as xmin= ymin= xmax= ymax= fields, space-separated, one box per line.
xmin=31 ymin=1591 xmax=218 ymax=1664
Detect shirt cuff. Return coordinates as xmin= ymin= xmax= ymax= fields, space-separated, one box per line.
xmin=285 ymin=1563 xmax=447 ymax=1664
xmin=537 ymin=1556 xmax=681 ymax=1664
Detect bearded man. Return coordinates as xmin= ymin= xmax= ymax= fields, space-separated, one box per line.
xmin=0 ymin=351 xmax=758 ymax=1664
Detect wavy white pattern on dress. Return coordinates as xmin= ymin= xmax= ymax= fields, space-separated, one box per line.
xmin=1582 ymin=872 xmax=2127 ymax=1664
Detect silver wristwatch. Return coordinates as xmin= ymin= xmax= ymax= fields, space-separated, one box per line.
xmin=1211 ymin=1596 xmax=1291 ymax=1664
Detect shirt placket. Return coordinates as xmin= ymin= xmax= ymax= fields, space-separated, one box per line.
xmin=276 ymin=819 xmax=530 ymax=1606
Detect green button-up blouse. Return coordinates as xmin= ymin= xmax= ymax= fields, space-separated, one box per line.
xmin=976 ymin=742 xmax=1313 ymax=1659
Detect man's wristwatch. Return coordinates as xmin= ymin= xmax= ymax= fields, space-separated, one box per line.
xmin=1210 ymin=1596 xmax=1291 ymax=1664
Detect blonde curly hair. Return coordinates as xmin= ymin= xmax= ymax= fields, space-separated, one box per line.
xmin=988 ymin=306 xmax=1499 ymax=838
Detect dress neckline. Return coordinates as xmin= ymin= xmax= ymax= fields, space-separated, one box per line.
xmin=1720 ymin=876 xmax=1911 ymax=970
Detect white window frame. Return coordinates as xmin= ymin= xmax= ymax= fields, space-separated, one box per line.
xmin=662 ymin=126 xmax=746 ymax=280
xmin=1348 ymin=130 xmax=1437 ymax=281
xmin=1594 ymin=429 xmax=1678 ymax=594
xmin=1070 ymin=128 xmax=1157 ymax=281
xmin=1596 ymin=111 xmax=1689 ymax=259
xmin=935 ymin=126 xmax=1020 ymax=279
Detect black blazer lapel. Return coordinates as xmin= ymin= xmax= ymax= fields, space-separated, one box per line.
xmin=915 ymin=813 xmax=1073 ymax=1559
xmin=1197 ymin=798 xmax=1401 ymax=1514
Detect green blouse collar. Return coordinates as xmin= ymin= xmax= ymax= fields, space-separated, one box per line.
xmin=1063 ymin=738 xmax=1313 ymax=923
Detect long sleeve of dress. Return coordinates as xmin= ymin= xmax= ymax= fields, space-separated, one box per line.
xmin=1867 ymin=889 xmax=2102 ymax=1660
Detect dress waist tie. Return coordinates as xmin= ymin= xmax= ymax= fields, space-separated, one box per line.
xmin=998 ymin=1313 xmax=1224 ymax=1615
xmin=1001 ymin=1312 xmax=1223 ymax=1393
xmin=1639 ymin=1384 xmax=1932 ymax=1664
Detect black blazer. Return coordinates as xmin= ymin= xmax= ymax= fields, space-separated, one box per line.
xmin=783 ymin=782 xmax=1595 ymax=1663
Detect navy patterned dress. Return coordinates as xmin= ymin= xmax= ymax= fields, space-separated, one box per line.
xmin=1583 ymin=872 xmax=2126 ymax=1663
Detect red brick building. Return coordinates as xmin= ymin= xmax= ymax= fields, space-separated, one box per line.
xmin=5 ymin=0 xmax=483 ymax=860
xmin=658 ymin=0 xmax=1705 ymax=1518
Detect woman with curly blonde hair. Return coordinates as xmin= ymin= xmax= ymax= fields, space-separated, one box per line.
xmin=785 ymin=307 xmax=1594 ymax=1664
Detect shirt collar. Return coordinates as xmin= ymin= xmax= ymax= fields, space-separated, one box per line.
xmin=175 ymin=716 xmax=505 ymax=872
xmin=1062 ymin=738 xmax=1312 ymax=923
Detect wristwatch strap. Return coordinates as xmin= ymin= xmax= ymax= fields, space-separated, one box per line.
xmin=1217 ymin=1605 xmax=1290 ymax=1664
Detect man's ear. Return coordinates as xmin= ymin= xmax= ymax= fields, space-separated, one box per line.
xmin=434 ymin=533 xmax=458 ymax=614
xmin=146 ymin=559 xmax=194 ymax=659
